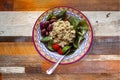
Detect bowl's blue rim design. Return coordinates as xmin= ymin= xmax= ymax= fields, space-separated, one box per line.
xmin=32 ymin=6 xmax=94 ymax=65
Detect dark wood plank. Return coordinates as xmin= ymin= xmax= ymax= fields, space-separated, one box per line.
xmin=0 ymin=55 xmax=120 ymax=73
xmin=0 ymin=74 xmax=2 ymax=80
xmin=90 ymin=36 xmax=120 ymax=54
xmin=0 ymin=0 xmax=13 ymax=11
xmin=0 ymin=36 xmax=119 ymax=42
xmin=0 ymin=36 xmax=119 ymax=55
xmin=0 ymin=0 xmax=119 ymax=11
xmin=2 ymin=73 xmax=120 ymax=80
xmin=25 ymin=67 xmax=41 ymax=73
xmin=0 ymin=36 xmax=32 ymax=42
xmin=13 ymin=0 xmax=119 ymax=11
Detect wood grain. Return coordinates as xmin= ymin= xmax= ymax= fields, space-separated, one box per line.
xmin=13 ymin=0 xmax=119 ymax=11
xmin=0 ymin=55 xmax=41 ymax=67
xmin=0 ymin=0 xmax=119 ymax=11
xmin=0 ymin=11 xmax=119 ymax=36
xmin=0 ymin=36 xmax=119 ymax=55
xmin=0 ymin=0 xmax=13 ymax=11
xmin=0 ymin=1 xmax=119 ymax=79
xmin=0 ymin=36 xmax=32 ymax=42
xmin=0 ymin=67 xmax=25 ymax=73
xmin=0 ymin=42 xmax=37 ymax=55
xmin=0 ymin=55 xmax=120 ymax=66
xmin=42 ymin=60 xmax=120 ymax=74
xmin=0 ymin=73 xmax=2 ymax=80
xmin=0 ymin=55 xmax=120 ymax=73
xmin=90 ymin=36 xmax=120 ymax=55
xmin=1 ymin=73 xmax=120 ymax=80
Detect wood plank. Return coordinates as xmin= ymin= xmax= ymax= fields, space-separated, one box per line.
xmin=0 ymin=55 xmax=42 ymax=69
xmin=0 ymin=55 xmax=120 ymax=66
xmin=0 ymin=73 xmax=2 ymax=80
xmin=0 ymin=55 xmax=120 ymax=73
xmin=0 ymin=11 xmax=119 ymax=36
xmin=0 ymin=0 xmax=13 ymax=11
xmin=0 ymin=36 xmax=32 ymax=42
xmin=25 ymin=67 xmax=41 ymax=73
xmin=0 ymin=67 xmax=25 ymax=73
xmin=0 ymin=36 xmax=119 ymax=55
xmin=2 ymin=73 xmax=120 ymax=80
xmin=0 ymin=42 xmax=37 ymax=55
xmin=90 ymin=36 xmax=120 ymax=55
xmin=13 ymin=0 xmax=119 ymax=11
xmin=42 ymin=60 xmax=120 ymax=74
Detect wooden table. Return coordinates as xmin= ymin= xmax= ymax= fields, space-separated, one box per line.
xmin=0 ymin=0 xmax=120 ymax=80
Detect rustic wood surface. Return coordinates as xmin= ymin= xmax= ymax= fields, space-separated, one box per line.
xmin=0 ymin=11 xmax=119 ymax=36
xmin=0 ymin=0 xmax=119 ymax=11
xmin=1 ymin=73 xmax=120 ymax=80
xmin=0 ymin=0 xmax=120 ymax=80
xmin=0 ymin=0 xmax=13 ymax=11
xmin=0 ymin=55 xmax=120 ymax=74
xmin=0 ymin=36 xmax=119 ymax=55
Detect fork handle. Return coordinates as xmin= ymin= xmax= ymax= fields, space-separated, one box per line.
xmin=46 ymin=55 xmax=65 ymax=75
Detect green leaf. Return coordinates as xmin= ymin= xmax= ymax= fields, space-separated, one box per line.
xmin=46 ymin=12 xmax=54 ymax=21
xmin=78 ymin=36 xmax=84 ymax=44
xmin=76 ymin=31 xmax=82 ymax=36
xmin=68 ymin=16 xmax=80 ymax=29
xmin=62 ymin=46 xmax=71 ymax=53
xmin=79 ymin=19 xmax=89 ymax=30
xmin=47 ymin=40 xmax=54 ymax=51
xmin=41 ymin=36 xmax=51 ymax=43
xmin=56 ymin=9 xmax=66 ymax=19
xmin=73 ymin=35 xmax=84 ymax=49
xmin=73 ymin=37 xmax=79 ymax=48
xmin=73 ymin=42 xmax=78 ymax=48
xmin=77 ymin=20 xmax=89 ymax=36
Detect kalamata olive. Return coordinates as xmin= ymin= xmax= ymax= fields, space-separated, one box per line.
xmin=40 ymin=22 xmax=44 ymax=29
xmin=45 ymin=31 xmax=49 ymax=36
xmin=44 ymin=21 xmax=50 ymax=27
xmin=41 ymin=28 xmax=46 ymax=36
xmin=47 ymin=24 xmax=53 ymax=31
xmin=50 ymin=19 xmax=56 ymax=23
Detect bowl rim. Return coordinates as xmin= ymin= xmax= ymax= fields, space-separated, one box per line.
xmin=32 ymin=6 xmax=94 ymax=65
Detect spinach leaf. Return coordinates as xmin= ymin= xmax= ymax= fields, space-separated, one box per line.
xmin=73 ymin=34 xmax=84 ymax=49
xmin=79 ymin=19 xmax=89 ymax=30
xmin=41 ymin=36 xmax=51 ymax=43
xmin=73 ymin=36 xmax=79 ymax=48
xmin=56 ymin=9 xmax=66 ymax=19
xmin=47 ymin=40 xmax=54 ymax=51
xmin=68 ymin=16 xmax=80 ymax=29
xmin=62 ymin=45 xmax=71 ymax=53
xmin=46 ymin=11 xmax=54 ymax=21
xmin=78 ymin=36 xmax=84 ymax=44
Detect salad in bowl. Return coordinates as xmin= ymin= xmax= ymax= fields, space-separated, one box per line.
xmin=32 ymin=6 xmax=93 ymax=64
